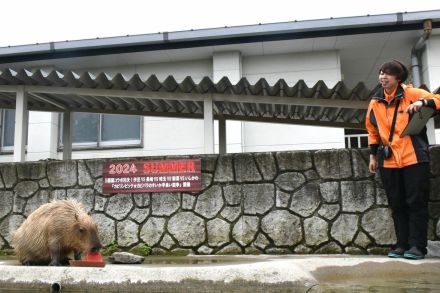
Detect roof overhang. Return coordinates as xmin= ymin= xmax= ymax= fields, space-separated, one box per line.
xmin=0 ymin=68 xmax=387 ymax=130
xmin=1 ymin=10 xmax=439 ymax=64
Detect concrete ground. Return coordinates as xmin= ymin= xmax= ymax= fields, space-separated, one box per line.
xmin=1 ymin=255 xmax=440 ymax=292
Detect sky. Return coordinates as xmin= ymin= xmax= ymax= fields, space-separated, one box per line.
xmin=1 ymin=0 xmax=439 ymax=47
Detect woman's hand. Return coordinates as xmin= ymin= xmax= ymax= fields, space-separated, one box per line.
xmin=369 ymin=154 xmax=377 ymax=173
xmin=406 ymin=100 xmax=424 ymax=114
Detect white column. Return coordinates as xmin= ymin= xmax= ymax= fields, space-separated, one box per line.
xmin=213 ymin=51 xmax=242 ymax=83
xmin=27 ymin=112 xmax=59 ymax=161
xmin=62 ymin=111 xmax=73 ymax=160
xmin=423 ymin=35 xmax=440 ymax=144
xmin=203 ymin=96 xmax=214 ymax=154
xmin=13 ymin=87 xmax=28 ymax=162
xmin=213 ymin=51 xmax=242 ymax=153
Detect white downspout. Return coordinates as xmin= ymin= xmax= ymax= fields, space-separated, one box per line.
xmin=410 ymin=19 xmax=436 ymax=144
xmin=411 ymin=19 xmax=432 ymax=87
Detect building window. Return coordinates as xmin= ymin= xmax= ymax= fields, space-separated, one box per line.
xmin=1 ymin=109 xmax=16 ymax=152
xmin=61 ymin=113 xmax=142 ymax=148
xmin=72 ymin=113 xmax=99 ymax=146
xmin=344 ymin=129 xmax=368 ymax=149
xmin=101 ymin=114 xmax=142 ymax=146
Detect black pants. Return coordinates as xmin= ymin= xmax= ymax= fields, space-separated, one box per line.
xmin=379 ymin=163 xmax=430 ymax=254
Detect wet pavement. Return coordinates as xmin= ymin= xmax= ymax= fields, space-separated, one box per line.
xmin=1 ymin=254 xmax=440 ymax=292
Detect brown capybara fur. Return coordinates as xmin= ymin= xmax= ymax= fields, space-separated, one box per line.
xmin=12 ymin=199 xmax=102 ymax=266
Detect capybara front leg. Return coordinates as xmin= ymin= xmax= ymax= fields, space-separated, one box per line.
xmin=48 ymin=241 xmax=62 ymax=266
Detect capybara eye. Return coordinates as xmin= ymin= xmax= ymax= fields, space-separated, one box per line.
xmin=79 ymin=227 xmax=85 ymax=234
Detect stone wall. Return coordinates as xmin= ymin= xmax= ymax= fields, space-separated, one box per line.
xmin=1 ymin=147 xmax=439 ymax=255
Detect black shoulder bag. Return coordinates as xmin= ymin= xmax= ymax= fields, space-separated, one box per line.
xmin=383 ymin=99 xmax=400 ymax=159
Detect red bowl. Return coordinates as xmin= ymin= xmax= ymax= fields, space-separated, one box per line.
xmin=69 ymin=260 xmax=105 ymax=267
xmin=84 ymin=252 xmax=103 ymax=262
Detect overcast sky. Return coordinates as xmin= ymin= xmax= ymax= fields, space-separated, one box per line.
xmin=1 ymin=0 xmax=439 ymax=47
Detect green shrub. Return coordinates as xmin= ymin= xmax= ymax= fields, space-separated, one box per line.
xmin=0 ymin=249 xmax=6 ymax=256
xmin=139 ymin=243 xmax=151 ymax=256
xmin=129 ymin=243 xmax=151 ymax=257
xmin=102 ymin=241 xmax=120 ymax=256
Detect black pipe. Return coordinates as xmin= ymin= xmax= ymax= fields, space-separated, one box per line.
xmin=50 ymin=282 xmax=61 ymax=293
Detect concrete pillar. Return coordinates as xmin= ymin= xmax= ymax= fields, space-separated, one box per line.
xmin=203 ymin=96 xmax=214 ymax=154
xmin=62 ymin=111 xmax=73 ymax=160
xmin=27 ymin=112 xmax=59 ymax=161
xmin=213 ymin=51 xmax=242 ymax=82
xmin=213 ymin=51 xmax=243 ymax=153
xmin=13 ymin=87 xmax=28 ymax=162
xmin=422 ymin=35 xmax=440 ymax=144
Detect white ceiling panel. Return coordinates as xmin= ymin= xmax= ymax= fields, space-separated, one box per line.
xmin=262 ymin=39 xmax=314 ymax=55
xmin=312 ymin=37 xmax=337 ymax=51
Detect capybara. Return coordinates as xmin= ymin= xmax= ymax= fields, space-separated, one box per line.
xmin=12 ymin=199 xmax=102 ymax=266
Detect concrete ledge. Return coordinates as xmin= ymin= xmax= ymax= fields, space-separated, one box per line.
xmin=0 ymin=255 xmax=439 ymax=292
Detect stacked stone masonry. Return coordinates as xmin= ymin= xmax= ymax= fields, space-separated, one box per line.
xmin=1 ymin=147 xmax=439 ymax=255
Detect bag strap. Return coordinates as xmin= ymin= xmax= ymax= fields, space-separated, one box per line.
xmin=388 ymin=99 xmax=401 ymax=144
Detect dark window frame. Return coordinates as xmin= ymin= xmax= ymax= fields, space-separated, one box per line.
xmin=58 ymin=112 xmax=143 ymax=151
xmin=1 ymin=109 xmax=17 ymax=153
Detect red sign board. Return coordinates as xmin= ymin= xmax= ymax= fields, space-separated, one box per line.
xmin=102 ymin=159 xmax=201 ymax=194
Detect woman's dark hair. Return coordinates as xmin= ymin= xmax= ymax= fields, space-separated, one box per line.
xmin=378 ymin=59 xmax=409 ymax=83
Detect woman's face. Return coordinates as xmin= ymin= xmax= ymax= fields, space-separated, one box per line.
xmin=379 ymin=71 xmax=399 ymax=92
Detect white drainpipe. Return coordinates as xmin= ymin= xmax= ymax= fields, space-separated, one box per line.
xmin=410 ymin=19 xmax=436 ymax=144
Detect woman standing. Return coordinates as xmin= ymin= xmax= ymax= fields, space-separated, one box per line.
xmin=366 ymin=59 xmax=440 ymax=259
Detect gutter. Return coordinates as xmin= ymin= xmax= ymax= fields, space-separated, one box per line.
xmin=410 ymin=19 xmax=432 ymax=87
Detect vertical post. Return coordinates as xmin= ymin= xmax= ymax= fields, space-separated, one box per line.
xmin=219 ymin=117 xmax=226 ymax=154
xmin=213 ymin=51 xmax=242 ymax=153
xmin=13 ymin=87 xmax=28 ymax=162
xmin=204 ymin=96 xmax=214 ymax=154
xmin=63 ymin=111 xmax=72 ymax=160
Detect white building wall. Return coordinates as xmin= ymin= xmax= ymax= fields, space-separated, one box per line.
xmin=241 ymin=51 xmax=345 ymax=152
xmin=27 ymin=112 xmax=58 ymax=161
xmin=0 ymin=155 xmax=12 ymax=163
xmin=5 ymin=50 xmax=349 ymax=162
xmin=69 ymin=59 xmax=212 ymax=159
xmin=242 ymin=51 xmax=341 ymax=86
xmin=2 ymin=108 xmax=59 ymax=162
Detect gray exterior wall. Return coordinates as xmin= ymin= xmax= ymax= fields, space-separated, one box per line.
xmin=1 ymin=147 xmax=440 ymax=255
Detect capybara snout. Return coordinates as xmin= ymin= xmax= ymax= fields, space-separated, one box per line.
xmin=90 ymin=231 xmax=103 ymax=252
xmin=90 ymin=234 xmax=103 ymax=252
xmin=12 ymin=199 xmax=102 ymax=266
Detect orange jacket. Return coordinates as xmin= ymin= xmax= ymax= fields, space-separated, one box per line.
xmin=366 ymin=84 xmax=440 ymax=168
